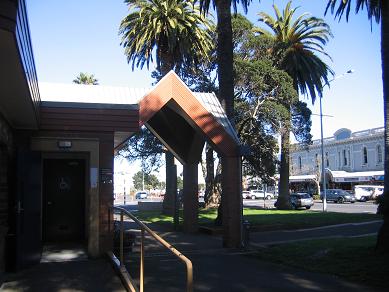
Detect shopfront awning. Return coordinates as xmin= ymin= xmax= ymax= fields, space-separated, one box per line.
xmin=327 ymin=170 xmax=384 ymax=183
xmin=289 ymin=175 xmax=317 ymax=182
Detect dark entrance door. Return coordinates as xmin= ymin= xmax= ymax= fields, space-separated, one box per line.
xmin=43 ymin=159 xmax=85 ymax=242
xmin=8 ymin=149 xmax=42 ymax=270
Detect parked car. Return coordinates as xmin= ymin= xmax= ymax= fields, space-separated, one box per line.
xmin=135 ymin=191 xmax=148 ymax=200
xmin=320 ymin=189 xmax=356 ymax=203
xmin=198 ymin=190 xmax=205 ymax=199
xmin=354 ymin=185 xmax=383 ymax=201
xmin=249 ymin=189 xmax=274 ymax=200
xmin=290 ymin=193 xmax=314 ymax=209
xmin=242 ymin=191 xmax=251 ymax=199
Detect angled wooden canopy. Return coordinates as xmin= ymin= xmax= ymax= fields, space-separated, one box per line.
xmin=138 ymin=71 xmax=240 ymax=164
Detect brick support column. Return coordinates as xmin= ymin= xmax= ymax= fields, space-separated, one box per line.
xmin=221 ymin=156 xmax=242 ymax=248
xmin=183 ymin=163 xmax=198 ymax=233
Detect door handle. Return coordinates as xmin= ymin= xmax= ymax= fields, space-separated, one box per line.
xmin=17 ymin=201 xmax=24 ymax=214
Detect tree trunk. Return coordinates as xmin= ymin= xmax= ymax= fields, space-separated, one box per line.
xmin=376 ymin=1 xmax=389 ymax=252
xmin=204 ymin=143 xmax=219 ymax=208
xmin=215 ymin=0 xmax=234 ymax=121
xmin=215 ymin=0 xmax=234 ymax=224
xmin=277 ymin=124 xmax=292 ymax=209
xmin=162 ymin=151 xmax=175 ymax=215
xmin=213 ymin=159 xmax=223 ymax=224
xmin=159 ymin=51 xmax=177 ymax=216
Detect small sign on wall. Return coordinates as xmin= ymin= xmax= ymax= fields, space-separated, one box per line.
xmin=100 ymin=168 xmax=113 ymax=184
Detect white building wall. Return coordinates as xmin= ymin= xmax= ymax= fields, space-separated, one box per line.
xmin=290 ymin=127 xmax=384 ymax=175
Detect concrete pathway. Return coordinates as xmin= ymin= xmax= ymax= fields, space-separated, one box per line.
xmin=0 ymin=245 xmax=126 ymax=292
xmin=120 ymin=221 xmax=384 ymax=292
xmin=1 ymin=220 xmax=383 ymax=292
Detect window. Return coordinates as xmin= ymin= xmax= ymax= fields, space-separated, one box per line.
xmin=325 ymin=152 xmax=329 ymax=167
xmin=343 ymin=149 xmax=347 ymax=166
xmin=315 ymin=153 xmax=319 ymax=168
xmin=362 ymin=146 xmax=368 ymax=165
xmin=298 ymin=156 xmax=302 ymax=170
xmin=377 ymin=145 xmax=383 ymax=163
xmin=338 ymin=152 xmax=341 ymax=168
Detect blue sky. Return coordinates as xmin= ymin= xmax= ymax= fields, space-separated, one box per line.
xmin=27 ymin=0 xmax=383 ymax=142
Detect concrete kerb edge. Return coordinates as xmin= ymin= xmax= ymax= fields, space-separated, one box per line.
xmin=280 ymin=220 xmax=383 ymax=233
xmin=249 ymin=233 xmax=378 ymax=248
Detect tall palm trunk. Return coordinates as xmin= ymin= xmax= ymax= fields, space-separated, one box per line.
xmin=376 ymin=1 xmax=389 ymax=251
xmin=277 ymin=123 xmax=292 ymax=209
xmin=160 ymin=51 xmax=177 ymax=215
xmin=215 ymin=0 xmax=234 ymax=121
xmin=215 ymin=0 xmax=234 ymax=225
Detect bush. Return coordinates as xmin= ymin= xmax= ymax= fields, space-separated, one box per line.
xmin=313 ymin=194 xmax=320 ymax=200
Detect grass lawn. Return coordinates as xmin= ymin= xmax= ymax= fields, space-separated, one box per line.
xmin=253 ymin=236 xmax=389 ymax=289
xmin=134 ymin=208 xmax=381 ymax=231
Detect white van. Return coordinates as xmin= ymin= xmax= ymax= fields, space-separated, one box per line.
xmin=354 ymin=185 xmax=383 ymax=201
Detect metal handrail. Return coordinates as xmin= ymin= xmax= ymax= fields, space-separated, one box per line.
xmin=112 ymin=206 xmax=193 ymax=292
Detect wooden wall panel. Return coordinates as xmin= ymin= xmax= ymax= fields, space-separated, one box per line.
xmin=40 ymin=106 xmax=139 ymax=133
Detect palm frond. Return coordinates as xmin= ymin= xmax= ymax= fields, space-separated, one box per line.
xmin=325 ymin=0 xmax=381 ymax=23
xmin=258 ymin=0 xmax=333 ymax=103
xmin=120 ymin=0 xmax=215 ymax=73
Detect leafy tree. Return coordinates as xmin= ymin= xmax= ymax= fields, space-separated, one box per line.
xmin=117 ymin=127 xmax=164 ymax=173
xmin=177 ymin=14 xmax=310 ymax=211
xmin=234 ymin=57 xmax=307 ymax=183
xmin=73 ymin=72 xmax=99 ymax=85
xmin=256 ymin=2 xmax=332 ymax=209
xmin=324 ymin=0 xmax=389 ymax=253
xmin=177 ymin=175 xmax=183 ymax=190
xmin=133 ymin=171 xmax=160 ymax=190
xmin=119 ymin=0 xmax=213 ymax=215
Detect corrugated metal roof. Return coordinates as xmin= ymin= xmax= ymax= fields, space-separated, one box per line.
xmin=194 ymin=92 xmax=240 ymax=144
xmin=39 ymin=82 xmax=150 ymax=104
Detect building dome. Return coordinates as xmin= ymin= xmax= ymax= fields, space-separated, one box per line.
xmin=333 ymin=128 xmax=352 ymax=140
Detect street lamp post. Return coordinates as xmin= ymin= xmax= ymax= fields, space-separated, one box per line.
xmin=320 ymin=69 xmax=354 ymax=212
xmin=319 ymin=94 xmax=327 ymax=212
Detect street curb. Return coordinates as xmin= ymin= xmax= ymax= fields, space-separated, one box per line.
xmin=282 ymin=220 xmax=383 ymax=232
xmin=250 ymin=232 xmax=378 ymax=248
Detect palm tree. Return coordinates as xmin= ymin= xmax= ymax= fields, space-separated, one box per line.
xmin=199 ymin=0 xmax=253 ymax=120
xmin=325 ymin=0 xmax=388 ymax=251
xmin=257 ymin=1 xmax=333 ymax=209
xmin=73 ymin=72 xmax=99 ymax=85
xmin=120 ymin=0 xmax=213 ymax=75
xmin=119 ymin=0 xmax=213 ymax=215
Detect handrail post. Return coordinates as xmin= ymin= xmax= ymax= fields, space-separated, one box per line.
xmin=140 ymin=228 xmax=145 ymax=292
xmin=120 ymin=211 xmax=124 ymax=266
xmin=113 ymin=206 xmax=193 ymax=291
xmin=187 ymin=262 xmax=193 ymax=292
